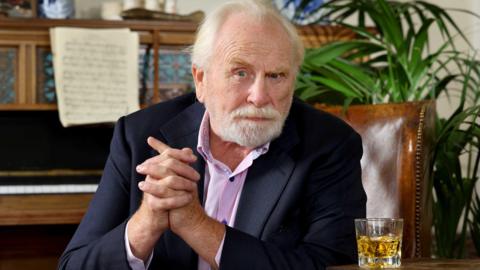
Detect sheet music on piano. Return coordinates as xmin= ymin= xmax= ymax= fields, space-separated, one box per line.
xmin=50 ymin=27 xmax=140 ymax=127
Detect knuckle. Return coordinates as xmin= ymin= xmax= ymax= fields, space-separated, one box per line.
xmin=141 ymin=181 xmax=151 ymax=191
xmin=153 ymin=199 xmax=166 ymax=210
xmin=160 ymin=198 xmax=174 ymax=209
xmin=178 ymin=178 xmax=192 ymax=190
xmin=146 ymin=197 xmax=160 ymax=210
xmin=163 ymin=158 xmax=177 ymax=168
xmin=155 ymin=165 xmax=167 ymax=176
xmin=182 ymin=148 xmax=193 ymax=155
xmin=145 ymin=175 xmax=156 ymax=183
xmin=163 ymin=175 xmax=176 ymax=185
xmin=183 ymin=193 xmax=193 ymax=203
xmin=155 ymin=185 xmax=166 ymax=196
xmin=162 ymin=148 xmax=174 ymax=158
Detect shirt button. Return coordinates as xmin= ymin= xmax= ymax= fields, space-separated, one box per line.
xmin=222 ymin=219 xmax=228 ymax=225
xmin=229 ymin=177 xmax=234 ymax=182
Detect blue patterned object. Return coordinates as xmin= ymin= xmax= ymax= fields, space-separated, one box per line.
xmin=139 ymin=46 xmax=154 ymax=105
xmin=37 ymin=49 xmax=56 ymax=103
xmin=274 ymin=0 xmax=329 ymax=25
xmin=158 ymin=49 xmax=194 ymax=100
xmin=0 ymin=48 xmax=16 ymax=104
xmin=38 ymin=0 xmax=75 ymax=19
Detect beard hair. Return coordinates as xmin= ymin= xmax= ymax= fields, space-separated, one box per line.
xmin=213 ymin=104 xmax=290 ymax=148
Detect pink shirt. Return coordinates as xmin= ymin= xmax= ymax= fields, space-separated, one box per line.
xmin=126 ymin=111 xmax=269 ymax=270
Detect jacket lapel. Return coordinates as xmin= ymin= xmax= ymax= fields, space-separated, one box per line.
xmin=153 ymin=102 xmax=206 ymax=268
xmin=157 ymin=102 xmax=206 ymax=203
xmin=234 ymin=115 xmax=299 ymax=238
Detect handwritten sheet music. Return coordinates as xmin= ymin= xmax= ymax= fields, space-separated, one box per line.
xmin=50 ymin=27 xmax=140 ymax=127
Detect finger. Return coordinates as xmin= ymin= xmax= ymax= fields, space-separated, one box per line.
xmin=137 ymin=159 xmax=200 ymax=181
xmin=143 ymin=175 xmax=197 ymax=193
xmin=161 ymin=175 xmax=198 ymax=192
xmin=145 ymin=141 xmax=197 ymax=164
xmin=141 ymin=175 xmax=197 ymax=193
xmin=136 ymin=162 xmax=176 ymax=179
xmin=139 ymin=180 xmax=194 ymax=197
xmin=142 ymin=192 xmax=192 ymax=210
xmin=163 ymin=147 xmax=197 ymax=163
xmin=147 ymin=136 xmax=170 ymax=154
xmin=152 ymin=194 xmax=193 ymax=210
xmin=148 ymin=137 xmax=196 ymax=160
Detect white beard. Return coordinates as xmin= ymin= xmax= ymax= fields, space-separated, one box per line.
xmin=209 ymin=104 xmax=290 ymax=148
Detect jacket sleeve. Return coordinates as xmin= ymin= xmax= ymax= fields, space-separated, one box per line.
xmin=58 ymin=117 xmax=137 ymax=270
xmin=219 ymin=132 xmax=366 ymax=270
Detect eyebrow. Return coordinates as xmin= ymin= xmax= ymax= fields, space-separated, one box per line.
xmin=228 ymin=57 xmax=253 ymax=69
xmin=228 ymin=57 xmax=290 ymax=74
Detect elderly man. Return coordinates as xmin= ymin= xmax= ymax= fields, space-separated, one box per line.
xmin=59 ymin=0 xmax=366 ymax=269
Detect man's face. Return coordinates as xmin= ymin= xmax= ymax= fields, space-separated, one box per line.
xmin=194 ymin=13 xmax=297 ymax=148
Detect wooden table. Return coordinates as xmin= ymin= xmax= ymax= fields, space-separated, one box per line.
xmin=328 ymin=259 xmax=480 ymax=269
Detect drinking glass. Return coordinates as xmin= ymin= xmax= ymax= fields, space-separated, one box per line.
xmin=354 ymin=218 xmax=403 ymax=268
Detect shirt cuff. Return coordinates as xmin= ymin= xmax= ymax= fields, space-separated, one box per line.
xmin=125 ymin=221 xmax=154 ymax=270
xmin=214 ymin=231 xmax=226 ymax=267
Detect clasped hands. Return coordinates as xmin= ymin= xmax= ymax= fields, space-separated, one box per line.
xmin=135 ymin=136 xmax=206 ymax=236
xmin=128 ymin=136 xmax=224 ymax=266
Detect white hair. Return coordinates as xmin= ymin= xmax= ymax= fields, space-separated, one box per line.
xmin=190 ymin=0 xmax=304 ymax=70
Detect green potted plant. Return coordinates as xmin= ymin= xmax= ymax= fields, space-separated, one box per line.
xmin=285 ymin=0 xmax=480 ymax=258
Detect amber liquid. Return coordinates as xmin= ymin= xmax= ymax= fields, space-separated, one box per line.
xmin=357 ymin=235 xmax=401 ymax=268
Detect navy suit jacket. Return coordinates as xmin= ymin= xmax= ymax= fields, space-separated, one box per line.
xmin=58 ymin=93 xmax=366 ymax=270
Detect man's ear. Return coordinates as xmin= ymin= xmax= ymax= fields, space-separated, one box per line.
xmin=192 ymin=65 xmax=206 ymax=102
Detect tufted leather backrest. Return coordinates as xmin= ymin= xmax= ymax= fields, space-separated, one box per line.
xmin=318 ymin=101 xmax=435 ymax=258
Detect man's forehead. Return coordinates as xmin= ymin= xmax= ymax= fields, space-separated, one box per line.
xmin=216 ymin=12 xmax=291 ymax=45
xmin=213 ymin=16 xmax=294 ymax=68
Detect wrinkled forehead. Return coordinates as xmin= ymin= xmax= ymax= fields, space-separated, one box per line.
xmin=212 ymin=13 xmax=296 ymax=67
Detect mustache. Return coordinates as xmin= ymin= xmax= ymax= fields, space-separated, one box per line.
xmin=230 ymin=105 xmax=281 ymax=119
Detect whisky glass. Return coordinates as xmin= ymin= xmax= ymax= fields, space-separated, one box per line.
xmin=354 ymin=218 xmax=403 ymax=268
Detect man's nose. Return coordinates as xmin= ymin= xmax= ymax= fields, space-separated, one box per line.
xmin=246 ymin=76 xmax=269 ymax=107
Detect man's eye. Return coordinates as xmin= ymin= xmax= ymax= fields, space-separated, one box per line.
xmin=236 ymin=70 xmax=247 ymax=77
xmin=268 ymin=73 xmax=285 ymax=80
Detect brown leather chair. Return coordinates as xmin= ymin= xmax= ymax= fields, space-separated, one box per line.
xmin=319 ymin=101 xmax=435 ymax=258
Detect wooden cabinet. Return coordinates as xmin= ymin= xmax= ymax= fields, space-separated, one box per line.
xmin=0 ymin=18 xmax=358 ymax=111
xmin=0 ymin=18 xmax=198 ymax=110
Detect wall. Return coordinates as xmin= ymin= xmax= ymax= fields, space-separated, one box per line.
xmin=425 ymin=0 xmax=480 ymax=224
xmin=74 ymin=0 xmax=224 ymax=19
xmin=420 ymin=0 xmax=480 ymax=118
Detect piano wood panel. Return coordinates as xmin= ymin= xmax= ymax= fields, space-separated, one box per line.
xmin=0 ymin=194 xmax=92 ymax=225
